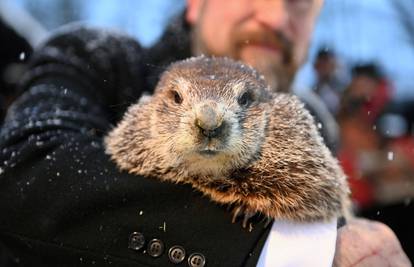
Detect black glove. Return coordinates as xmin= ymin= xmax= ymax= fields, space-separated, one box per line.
xmin=20 ymin=23 xmax=146 ymax=120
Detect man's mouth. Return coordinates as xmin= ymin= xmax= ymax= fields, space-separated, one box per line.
xmin=242 ymin=42 xmax=282 ymax=56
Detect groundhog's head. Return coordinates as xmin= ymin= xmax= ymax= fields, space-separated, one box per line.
xmin=106 ymin=56 xmax=273 ymax=178
xmin=152 ymin=56 xmax=274 ymax=176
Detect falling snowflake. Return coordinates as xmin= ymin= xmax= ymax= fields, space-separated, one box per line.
xmin=387 ymin=151 xmax=394 ymax=161
xmin=317 ymin=123 xmax=323 ymax=129
xmin=19 ymin=52 xmax=26 ymax=60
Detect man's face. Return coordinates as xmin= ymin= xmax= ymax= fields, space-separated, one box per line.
xmin=186 ymin=0 xmax=323 ymax=92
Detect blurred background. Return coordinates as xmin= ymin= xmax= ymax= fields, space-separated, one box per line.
xmin=1 ymin=0 xmax=413 ymax=261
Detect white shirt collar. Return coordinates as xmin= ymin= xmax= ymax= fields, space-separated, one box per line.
xmin=256 ymin=218 xmax=337 ymax=267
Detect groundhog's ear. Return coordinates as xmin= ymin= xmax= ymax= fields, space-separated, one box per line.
xmin=138 ymin=93 xmax=153 ymax=104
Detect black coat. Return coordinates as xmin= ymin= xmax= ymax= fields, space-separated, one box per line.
xmin=0 ymin=18 xmax=274 ymax=266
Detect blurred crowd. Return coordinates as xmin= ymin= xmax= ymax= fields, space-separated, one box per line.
xmin=312 ymin=48 xmax=414 ymax=210
xmin=312 ymin=48 xmax=414 ymax=256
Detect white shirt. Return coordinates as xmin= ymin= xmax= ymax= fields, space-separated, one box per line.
xmin=256 ymin=219 xmax=337 ymax=267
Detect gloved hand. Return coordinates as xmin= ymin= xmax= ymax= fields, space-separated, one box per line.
xmin=21 ymin=23 xmax=145 ymax=119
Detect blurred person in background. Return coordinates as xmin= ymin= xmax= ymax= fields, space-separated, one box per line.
xmin=0 ymin=0 xmax=411 ymax=266
xmin=337 ymin=63 xmax=414 ymax=260
xmin=340 ymin=64 xmax=391 ymax=123
xmin=337 ymin=63 xmax=392 ymax=209
xmin=312 ymin=47 xmax=347 ymax=115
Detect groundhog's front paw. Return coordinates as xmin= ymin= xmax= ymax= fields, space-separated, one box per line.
xmin=230 ymin=204 xmax=273 ymax=231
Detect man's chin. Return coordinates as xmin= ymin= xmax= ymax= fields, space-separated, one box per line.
xmin=238 ymin=46 xmax=292 ymax=92
xmin=239 ymin=45 xmax=283 ymax=69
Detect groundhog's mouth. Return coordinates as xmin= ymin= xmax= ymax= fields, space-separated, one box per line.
xmin=198 ymin=149 xmax=219 ymax=156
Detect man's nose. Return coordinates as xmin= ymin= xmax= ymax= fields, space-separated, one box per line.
xmin=254 ymin=0 xmax=289 ymax=30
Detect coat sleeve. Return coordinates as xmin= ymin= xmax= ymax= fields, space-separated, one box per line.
xmin=0 ymin=25 xmax=271 ymax=267
xmin=0 ymin=24 xmax=146 ymax=266
xmin=18 ymin=23 xmax=147 ymax=122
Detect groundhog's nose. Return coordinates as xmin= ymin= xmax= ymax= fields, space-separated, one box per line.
xmin=195 ymin=103 xmax=224 ymax=138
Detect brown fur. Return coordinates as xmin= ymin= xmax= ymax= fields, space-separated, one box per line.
xmin=105 ymin=56 xmax=350 ymax=222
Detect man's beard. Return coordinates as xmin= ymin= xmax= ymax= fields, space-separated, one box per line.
xmin=191 ymin=25 xmax=297 ymax=93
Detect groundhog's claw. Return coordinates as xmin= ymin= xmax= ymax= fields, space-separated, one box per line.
xmin=231 ymin=205 xmax=259 ymax=230
xmin=231 ymin=205 xmax=243 ymax=223
xmin=242 ymin=211 xmax=256 ymax=229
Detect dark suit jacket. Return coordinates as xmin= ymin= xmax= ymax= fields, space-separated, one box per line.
xmin=0 ymin=17 xmax=273 ymax=266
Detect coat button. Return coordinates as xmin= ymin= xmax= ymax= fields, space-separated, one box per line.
xmin=188 ymin=253 xmax=206 ymax=267
xmin=147 ymin=239 xmax=164 ymax=258
xmin=128 ymin=232 xmax=145 ymax=251
xmin=168 ymin=245 xmax=186 ymax=264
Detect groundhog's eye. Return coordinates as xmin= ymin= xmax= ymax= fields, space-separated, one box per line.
xmin=170 ymin=90 xmax=183 ymax=104
xmin=238 ymin=91 xmax=254 ymax=107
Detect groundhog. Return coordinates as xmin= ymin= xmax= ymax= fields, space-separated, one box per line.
xmin=105 ymin=56 xmax=350 ymax=227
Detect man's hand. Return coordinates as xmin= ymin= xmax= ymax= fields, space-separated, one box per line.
xmin=333 ymin=218 xmax=411 ymax=267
